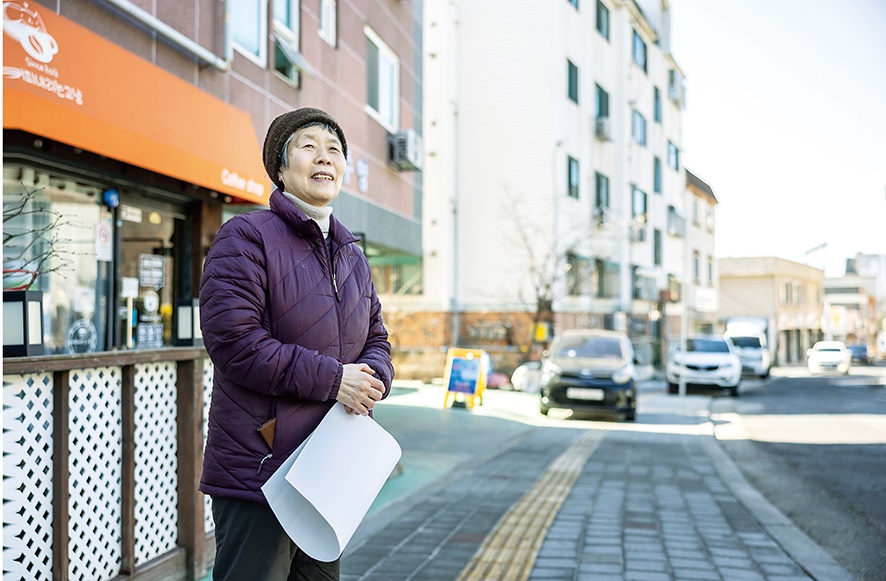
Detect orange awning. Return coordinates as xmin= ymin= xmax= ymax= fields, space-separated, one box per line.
xmin=2 ymin=1 xmax=270 ymax=204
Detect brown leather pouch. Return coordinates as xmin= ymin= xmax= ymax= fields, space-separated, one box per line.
xmin=258 ymin=417 xmax=276 ymax=452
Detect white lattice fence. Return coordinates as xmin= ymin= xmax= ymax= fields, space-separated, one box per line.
xmin=134 ymin=363 xmax=179 ymax=565
xmin=3 ymin=373 xmax=54 ymax=581
xmin=202 ymin=359 xmax=215 ymax=534
xmin=68 ymin=367 xmax=122 ymax=581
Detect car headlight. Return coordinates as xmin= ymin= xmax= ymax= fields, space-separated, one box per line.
xmin=719 ymin=362 xmax=735 ymax=371
xmin=612 ymin=367 xmax=632 ymax=385
xmin=541 ymin=363 xmax=561 ymax=385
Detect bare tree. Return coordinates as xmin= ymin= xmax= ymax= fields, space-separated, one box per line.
xmin=501 ymin=186 xmax=594 ymax=357
xmin=3 ymin=185 xmax=82 ymax=290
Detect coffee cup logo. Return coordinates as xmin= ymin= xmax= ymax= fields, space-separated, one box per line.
xmin=3 ymin=1 xmax=59 ymax=63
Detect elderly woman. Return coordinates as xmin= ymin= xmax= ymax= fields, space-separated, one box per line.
xmin=199 ymin=108 xmax=394 ymax=580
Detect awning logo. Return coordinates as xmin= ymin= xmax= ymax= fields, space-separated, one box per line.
xmin=3 ymin=1 xmax=83 ymax=105
xmin=3 ymin=1 xmax=57 ymax=63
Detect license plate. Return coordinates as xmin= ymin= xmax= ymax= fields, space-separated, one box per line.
xmin=566 ymin=387 xmax=604 ymax=401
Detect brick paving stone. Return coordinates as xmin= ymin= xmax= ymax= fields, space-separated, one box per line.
xmin=716 ymin=566 xmax=765 ymax=580
xmin=625 ymin=570 xmax=670 ymax=581
xmin=673 ymin=568 xmax=721 ymax=580
xmin=625 ymin=559 xmax=668 ymax=572
xmin=529 ymin=568 xmax=577 ymax=579
xmin=579 ymin=562 xmax=624 ymax=574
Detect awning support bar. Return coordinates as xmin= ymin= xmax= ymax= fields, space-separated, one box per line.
xmin=93 ymin=0 xmax=231 ymax=72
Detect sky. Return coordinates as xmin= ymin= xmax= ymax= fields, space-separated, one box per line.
xmin=667 ymin=0 xmax=886 ymax=277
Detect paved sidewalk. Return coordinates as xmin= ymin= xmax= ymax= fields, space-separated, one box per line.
xmin=339 ymin=384 xmax=853 ymax=581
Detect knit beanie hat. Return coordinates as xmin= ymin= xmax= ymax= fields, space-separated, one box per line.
xmin=262 ymin=107 xmax=349 ymax=189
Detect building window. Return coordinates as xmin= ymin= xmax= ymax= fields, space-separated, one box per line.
xmin=567 ymin=60 xmax=579 ymax=103
xmin=692 ymin=199 xmax=700 ymax=226
xmin=231 ymin=0 xmax=268 ymax=66
xmin=566 ymin=252 xmax=591 ymax=296
xmin=668 ymin=141 xmax=680 ymax=170
xmin=319 ymin=0 xmax=337 ymax=47
xmin=779 ymin=281 xmax=790 ymax=304
xmin=653 ymin=86 xmax=661 ymax=123
xmin=705 ymin=206 xmax=714 ymax=232
xmin=273 ymin=0 xmax=313 ymax=83
xmin=668 ymin=69 xmax=685 ymax=107
xmin=632 ymin=186 xmax=647 ymax=221
xmin=567 ymin=156 xmax=580 ymax=199
xmin=595 ymin=259 xmax=619 ymax=298
xmin=654 ymin=229 xmax=662 ymax=265
xmin=707 ymin=256 xmax=714 ymax=285
xmin=595 ymin=172 xmax=609 ymax=216
xmin=653 ymin=156 xmax=662 ymax=193
xmin=632 ymin=30 xmax=647 ymax=73
xmin=365 ymin=26 xmax=399 ymax=131
xmin=596 ymin=1 xmax=609 ymax=40
xmin=370 ymin=258 xmax=423 ymax=295
xmin=595 ymin=84 xmax=609 ymax=118
xmin=693 ymin=251 xmax=701 ymax=282
xmin=631 ymin=109 xmax=647 ymax=146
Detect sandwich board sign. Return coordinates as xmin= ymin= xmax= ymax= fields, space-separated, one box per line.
xmin=442 ymin=348 xmax=488 ymax=410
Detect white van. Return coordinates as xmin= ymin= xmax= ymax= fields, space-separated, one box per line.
xmin=724 ymin=328 xmax=771 ymax=379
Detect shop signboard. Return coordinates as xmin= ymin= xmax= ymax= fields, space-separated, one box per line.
xmin=442 ymin=348 xmax=488 ymax=410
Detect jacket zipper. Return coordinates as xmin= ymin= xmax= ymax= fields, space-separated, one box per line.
xmin=258 ymin=453 xmax=273 ymax=475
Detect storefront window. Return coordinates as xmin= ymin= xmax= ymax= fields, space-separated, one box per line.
xmin=3 ymin=164 xmax=186 ymax=355
xmin=3 ymin=166 xmax=106 ymax=354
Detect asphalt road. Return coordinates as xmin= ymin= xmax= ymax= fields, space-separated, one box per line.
xmin=710 ymin=365 xmax=886 ymax=581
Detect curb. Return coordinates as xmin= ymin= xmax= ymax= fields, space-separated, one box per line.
xmin=706 ymin=407 xmax=855 ymax=581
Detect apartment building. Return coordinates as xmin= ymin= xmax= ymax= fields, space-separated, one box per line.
xmin=823 ymin=273 xmax=879 ymax=346
xmin=390 ymin=0 xmax=692 ymax=375
xmin=718 ymin=257 xmax=824 ymax=366
xmin=2 ymin=1 xmax=420 ymax=578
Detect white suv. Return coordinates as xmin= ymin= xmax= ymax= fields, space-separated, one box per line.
xmin=725 ymin=331 xmax=771 ymax=379
xmin=666 ymin=336 xmax=742 ymax=397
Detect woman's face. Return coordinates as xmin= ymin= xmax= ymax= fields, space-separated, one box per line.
xmin=278 ymin=125 xmax=346 ymax=207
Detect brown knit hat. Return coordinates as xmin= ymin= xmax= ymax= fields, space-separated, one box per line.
xmin=262 ymin=107 xmax=348 ymax=189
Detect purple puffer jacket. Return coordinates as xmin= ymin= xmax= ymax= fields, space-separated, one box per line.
xmin=198 ymin=189 xmax=393 ymax=502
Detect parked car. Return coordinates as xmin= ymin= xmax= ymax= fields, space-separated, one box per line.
xmin=666 ymin=336 xmax=742 ymax=397
xmin=724 ymin=328 xmax=770 ymax=379
xmin=807 ymin=341 xmax=852 ymax=375
xmin=510 ymin=360 xmax=542 ymax=393
xmin=846 ymin=344 xmax=871 ymax=366
xmin=539 ymin=329 xmax=638 ymax=421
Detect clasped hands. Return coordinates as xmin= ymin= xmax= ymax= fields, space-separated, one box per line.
xmin=336 ymin=363 xmax=385 ymax=416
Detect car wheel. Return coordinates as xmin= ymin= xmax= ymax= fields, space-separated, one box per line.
xmin=667 ymin=382 xmax=678 ymax=394
xmin=729 ymin=385 xmax=739 ymax=397
xmin=540 ymin=402 xmax=550 ymax=416
xmin=625 ymin=408 xmax=636 ymax=422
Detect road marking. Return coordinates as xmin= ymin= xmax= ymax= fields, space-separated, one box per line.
xmin=456 ymin=430 xmax=607 ymax=581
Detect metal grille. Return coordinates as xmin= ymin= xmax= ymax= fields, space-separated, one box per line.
xmin=202 ymin=359 xmax=215 ymax=534
xmin=3 ymin=373 xmax=54 ymax=581
xmin=134 ymin=363 xmax=179 ymax=565
xmin=68 ymin=367 xmax=122 ymax=581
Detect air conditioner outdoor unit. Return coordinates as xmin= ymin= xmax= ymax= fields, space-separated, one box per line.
xmin=594 ymin=117 xmax=612 ymax=141
xmin=388 ymin=129 xmax=423 ymax=172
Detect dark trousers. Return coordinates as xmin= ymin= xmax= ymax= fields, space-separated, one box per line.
xmin=211 ymin=497 xmax=340 ymax=581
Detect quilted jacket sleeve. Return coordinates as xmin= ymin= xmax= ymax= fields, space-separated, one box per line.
xmin=357 ymin=280 xmax=395 ymax=398
xmin=199 ymin=217 xmax=343 ymax=400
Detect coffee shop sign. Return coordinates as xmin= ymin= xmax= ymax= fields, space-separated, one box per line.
xmin=221 ymin=168 xmax=265 ymax=197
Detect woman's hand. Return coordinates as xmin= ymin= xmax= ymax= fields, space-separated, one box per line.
xmin=337 ymin=363 xmax=385 ymax=415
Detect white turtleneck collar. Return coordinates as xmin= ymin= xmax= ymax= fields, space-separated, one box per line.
xmin=282 ymin=191 xmax=333 ymax=238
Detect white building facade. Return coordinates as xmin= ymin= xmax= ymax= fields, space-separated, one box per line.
xmin=410 ymin=0 xmax=701 ymax=368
